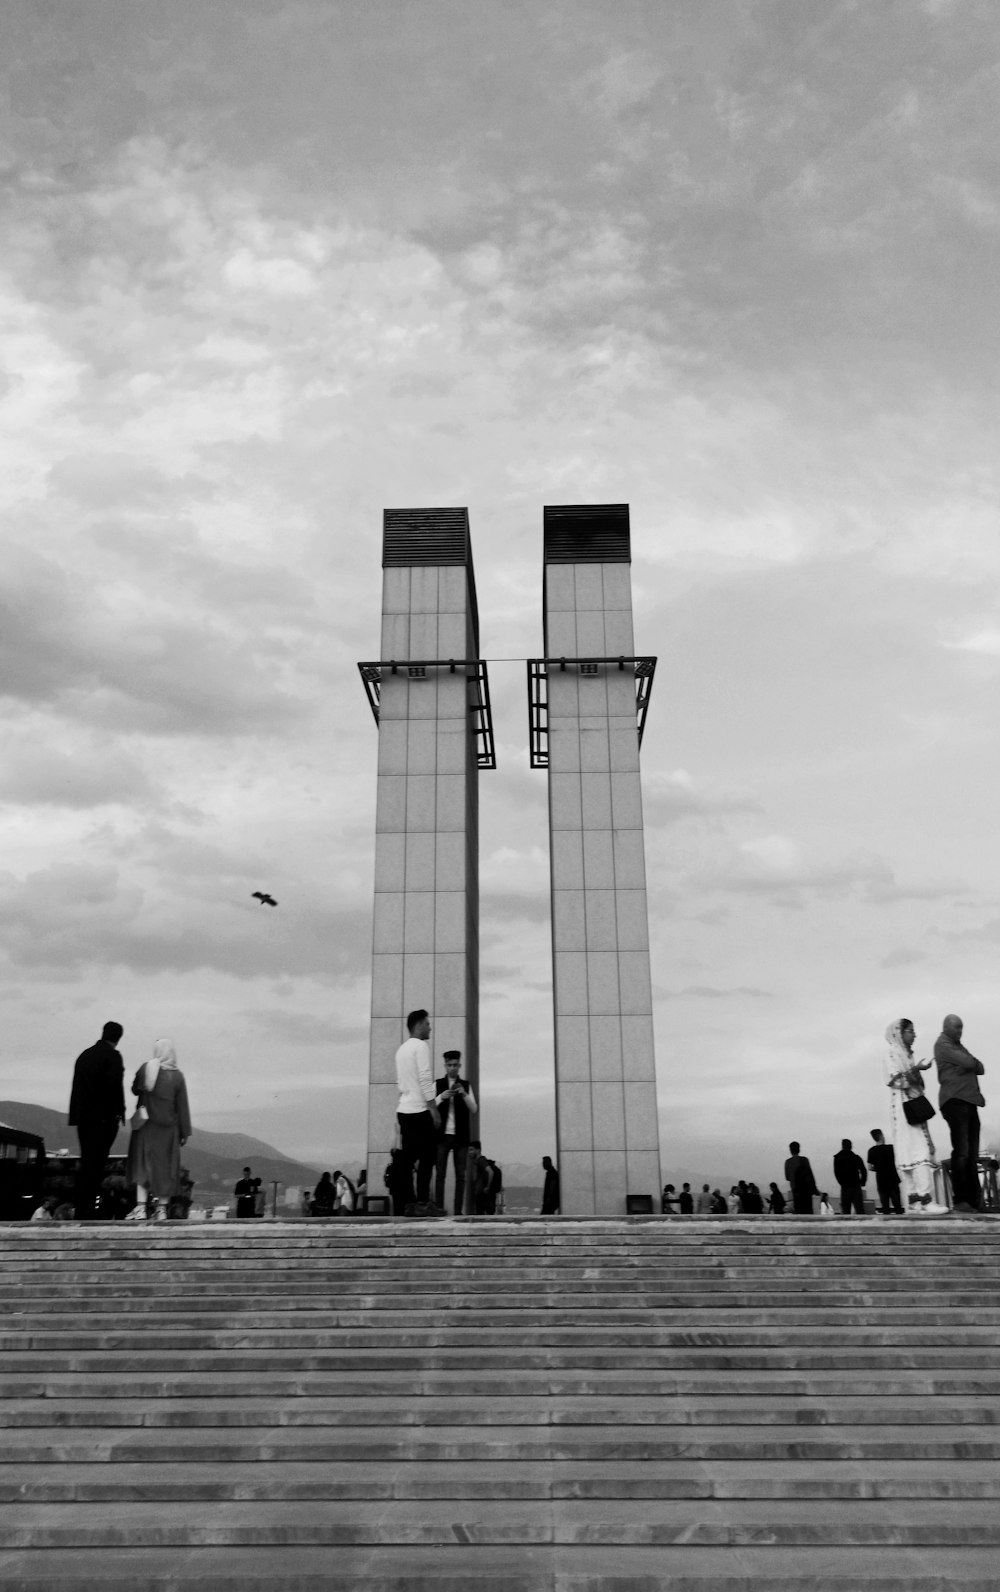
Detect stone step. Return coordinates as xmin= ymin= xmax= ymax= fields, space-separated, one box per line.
xmin=3 ymin=1423 xmax=999 ymax=1463
xmin=4 ymin=1369 xmax=999 ymax=1398
xmin=3 ymin=1220 xmax=998 ymax=1589
xmin=12 ymin=1345 xmax=1000 ymax=1372
xmin=2 ymin=1394 xmax=999 ymax=1429
xmin=0 ymin=1542 xmax=999 ymax=1591
xmin=5 ymin=1456 xmax=1000 ymax=1503
xmin=6 ymin=1306 xmax=998 ymax=1331
xmin=3 ymin=1281 xmax=991 ymax=1303
xmin=5 ymin=1496 xmax=1000 ymax=1549
xmin=3 ymin=1318 xmax=993 ymax=1343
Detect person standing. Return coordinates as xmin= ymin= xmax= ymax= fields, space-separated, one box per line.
xmin=695 ymin=1183 xmax=713 ymax=1213
xmin=383 ymin=1152 xmax=410 ymax=1217
xmin=333 ymin=1170 xmax=356 ymax=1214
xmin=395 ymin=1009 xmax=441 ymax=1216
xmin=68 ymin=1021 xmax=126 ymax=1221
xmin=678 ymin=1182 xmax=694 ymax=1215
xmin=234 ymin=1167 xmax=258 ymax=1219
xmin=934 ymin=1014 xmax=987 ymax=1214
xmin=832 ymin=1138 xmax=868 ymax=1216
xmin=767 ymin=1182 xmax=786 ymax=1214
xmin=784 ymin=1142 xmax=818 ymax=1214
xmin=125 ymin=1039 xmax=191 ymax=1222
xmin=433 ymin=1050 xmax=478 ymax=1215
xmin=883 ymin=1020 xmax=947 ymax=1211
xmin=867 ymin=1130 xmax=903 ymax=1215
xmin=541 ymin=1156 xmax=560 ymax=1215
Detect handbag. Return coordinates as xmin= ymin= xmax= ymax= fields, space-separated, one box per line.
xmin=903 ymin=1094 xmax=935 ymax=1126
xmin=130 ymin=1104 xmax=149 ymax=1131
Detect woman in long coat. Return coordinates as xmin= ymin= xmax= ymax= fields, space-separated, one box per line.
xmin=125 ymin=1038 xmax=192 ymax=1221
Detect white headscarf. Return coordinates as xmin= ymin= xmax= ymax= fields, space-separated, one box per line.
xmin=884 ymin=1020 xmax=920 ymax=1092
xmin=142 ymin=1037 xmax=178 ymax=1093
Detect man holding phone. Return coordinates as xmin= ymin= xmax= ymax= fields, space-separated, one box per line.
xmin=433 ymin=1050 xmax=478 ymax=1216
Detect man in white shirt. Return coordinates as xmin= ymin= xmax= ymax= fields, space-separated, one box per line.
xmin=433 ymin=1050 xmax=478 ymax=1215
xmin=394 ymin=1009 xmax=441 ymax=1215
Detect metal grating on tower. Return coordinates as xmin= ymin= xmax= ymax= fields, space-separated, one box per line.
xmin=382 ymin=507 xmax=479 ymax=647
xmin=383 ymin=508 xmax=472 ymax=566
xmin=543 ymin=503 xmax=631 ymax=564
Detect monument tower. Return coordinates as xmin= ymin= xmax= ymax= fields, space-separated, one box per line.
xmin=529 ymin=504 xmax=661 ymax=1214
xmin=359 ymin=509 xmax=494 ymax=1190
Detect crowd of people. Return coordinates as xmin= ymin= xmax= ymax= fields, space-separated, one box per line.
xmin=663 ymin=1014 xmax=989 ymax=1217
xmin=62 ymin=1008 xmax=989 ymax=1223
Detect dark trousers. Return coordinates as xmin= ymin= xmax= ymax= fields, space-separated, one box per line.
xmin=875 ymin=1176 xmax=903 ymax=1214
xmin=74 ymin=1117 xmax=119 ymax=1220
xmin=839 ymin=1185 xmax=865 ymax=1216
xmin=941 ymin=1099 xmax=981 ymax=1208
xmin=434 ymin=1137 xmax=468 ymax=1214
xmin=792 ymin=1193 xmax=814 ymax=1214
xmin=397 ymin=1111 xmax=436 ymax=1205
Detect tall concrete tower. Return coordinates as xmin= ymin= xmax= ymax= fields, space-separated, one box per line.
xmin=531 ymin=504 xmax=661 ymax=1214
xmin=360 ymin=509 xmax=494 ymax=1191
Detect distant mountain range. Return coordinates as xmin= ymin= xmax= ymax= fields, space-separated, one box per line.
xmin=0 ymin=1102 xmax=328 ymax=1203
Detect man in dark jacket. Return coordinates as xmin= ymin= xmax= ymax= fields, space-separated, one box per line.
xmin=68 ymin=1022 xmax=126 ymax=1220
xmin=433 ymin=1051 xmax=478 ymax=1215
xmin=833 ymin=1138 xmax=868 ymax=1216
xmin=784 ymin=1141 xmax=818 ymax=1214
xmin=867 ymin=1130 xmax=903 ymax=1215
xmin=935 ymin=1014 xmax=986 ymax=1212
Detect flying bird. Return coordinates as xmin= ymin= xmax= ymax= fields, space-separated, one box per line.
xmin=252 ymin=892 xmax=278 ymax=907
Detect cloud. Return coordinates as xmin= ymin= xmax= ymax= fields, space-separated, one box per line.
xmin=643 ymin=769 xmax=760 ymax=827
xmin=944 ymin=629 xmax=1000 ymax=656
xmin=880 ymin=946 xmax=928 ymax=969
xmin=0 ymin=858 xmax=372 ymax=982
xmin=0 ymin=727 xmax=152 ymax=809
xmin=670 ymin=985 xmax=773 ymax=1000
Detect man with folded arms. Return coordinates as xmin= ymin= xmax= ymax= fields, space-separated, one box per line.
xmin=934 ymin=1014 xmax=986 ymax=1214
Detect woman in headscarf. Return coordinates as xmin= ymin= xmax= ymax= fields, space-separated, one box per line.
xmin=883 ymin=1019 xmax=947 ymax=1213
xmin=125 ymin=1039 xmax=192 ymax=1222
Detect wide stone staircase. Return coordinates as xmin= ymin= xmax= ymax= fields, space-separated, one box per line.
xmin=1 ymin=1216 xmax=999 ymax=1590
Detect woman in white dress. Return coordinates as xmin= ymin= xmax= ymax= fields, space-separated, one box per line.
xmin=883 ymin=1019 xmax=947 ymax=1213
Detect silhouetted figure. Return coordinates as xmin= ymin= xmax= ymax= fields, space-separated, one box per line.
xmin=235 ymin=1167 xmax=260 ymax=1219
xmin=678 ymin=1182 xmax=694 ymax=1214
xmin=833 ymin=1138 xmax=868 ymax=1216
xmin=867 ymin=1130 xmax=903 ymax=1215
xmin=784 ymin=1141 xmax=818 ymax=1215
xmin=541 ymin=1156 xmax=560 ymax=1214
xmin=312 ymin=1172 xmax=335 ymax=1215
xmin=384 ymin=1151 xmax=410 ymax=1216
xmin=68 ymin=1021 xmax=126 ymax=1221
xmin=767 ymin=1182 xmax=786 ymax=1214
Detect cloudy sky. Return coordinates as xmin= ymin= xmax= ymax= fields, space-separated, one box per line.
xmin=2 ymin=0 xmax=998 ymax=1182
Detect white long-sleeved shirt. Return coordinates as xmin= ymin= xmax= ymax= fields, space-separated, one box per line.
xmin=395 ymin=1037 xmax=435 ymax=1114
